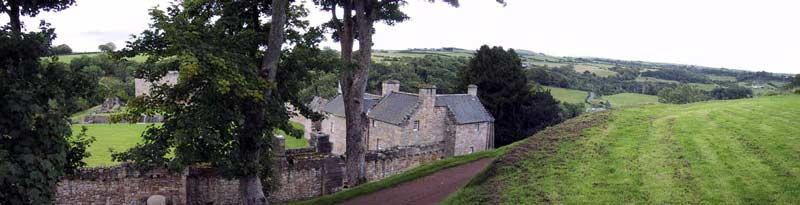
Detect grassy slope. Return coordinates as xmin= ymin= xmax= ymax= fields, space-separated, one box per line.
xmin=54 ymin=53 xmax=147 ymax=63
xmin=542 ymin=86 xmax=588 ymax=104
xmin=597 ymin=93 xmax=659 ymax=107
xmin=446 ymin=95 xmax=800 ymax=204
xmin=73 ymin=121 xmax=307 ymax=167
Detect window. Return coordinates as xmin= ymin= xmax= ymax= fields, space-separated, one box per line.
xmin=330 ymin=122 xmax=334 ymax=133
xmin=475 ymin=124 xmax=480 ymax=132
xmin=377 ymin=138 xmax=381 ymax=150
xmin=470 ymin=146 xmax=474 ymax=153
xmin=413 ymin=120 xmax=420 ymax=131
xmin=371 ymin=120 xmax=376 ymax=127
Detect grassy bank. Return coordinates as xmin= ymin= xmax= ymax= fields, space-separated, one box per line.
xmin=542 ymin=86 xmax=588 ymax=104
xmin=445 ymin=95 xmax=800 ymax=204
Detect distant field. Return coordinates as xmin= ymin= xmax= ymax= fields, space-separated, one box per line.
xmin=573 ymin=64 xmax=618 ymax=77
xmin=448 ymin=95 xmax=800 ymax=204
xmin=597 ymin=93 xmax=659 ymax=107
xmin=53 ymin=53 xmax=147 ymax=63
xmin=708 ymin=75 xmax=737 ymax=82
xmin=542 ymin=86 xmax=588 ymax=104
xmin=73 ymin=121 xmax=307 ymax=167
xmin=635 ymin=77 xmax=680 ymax=84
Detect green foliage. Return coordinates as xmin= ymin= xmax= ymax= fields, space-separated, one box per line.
xmin=0 ymin=18 xmax=94 ymax=204
xmin=657 ymin=84 xmax=709 ymax=104
xmin=447 ymin=95 xmax=800 ymax=204
xmin=111 ymin=2 xmax=323 ymax=195
xmin=559 ymin=102 xmax=585 ymax=120
xmin=369 ymin=55 xmax=468 ymax=94
xmin=641 ymin=68 xmax=710 ymax=83
xmin=51 ymin=43 xmax=72 ymax=55
xmin=97 ymin=42 xmax=116 ymax=52
xmin=708 ymin=85 xmax=753 ymax=100
xmin=460 ymin=45 xmax=562 ymax=147
xmin=64 ymin=127 xmax=96 ymax=174
xmin=792 ymin=74 xmax=800 ymax=87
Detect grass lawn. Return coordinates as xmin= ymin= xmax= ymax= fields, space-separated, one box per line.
xmin=71 ymin=123 xmax=154 ymax=167
xmin=73 ymin=121 xmax=307 ymax=167
xmin=542 ymin=86 xmax=588 ymax=104
xmin=447 ymin=95 xmax=800 ymax=204
xmin=597 ymin=93 xmax=659 ymax=107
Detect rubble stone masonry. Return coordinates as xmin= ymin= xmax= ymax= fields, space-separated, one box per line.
xmin=55 ymin=133 xmax=445 ymax=204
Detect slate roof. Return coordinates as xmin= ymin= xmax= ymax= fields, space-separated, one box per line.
xmin=435 ymin=95 xmax=495 ymax=124
xmin=308 ymin=96 xmax=329 ymax=113
xmin=322 ymin=92 xmax=494 ymax=125
xmin=367 ymin=92 xmax=419 ymax=125
xmin=322 ymin=95 xmax=380 ymax=118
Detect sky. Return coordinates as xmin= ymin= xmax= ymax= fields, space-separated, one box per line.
xmin=4 ymin=0 xmax=798 ymax=74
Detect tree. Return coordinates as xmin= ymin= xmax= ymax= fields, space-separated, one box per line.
xmin=709 ymin=86 xmax=752 ymax=100
xmin=111 ymin=1 xmax=320 ymax=204
xmin=658 ymin=84 xmax=709 ymax=104
xmin=315 ymin=0 xmax=505 ymax=187
xmin=1 ymin=1 xmax=95 ymax=203
xmin=98 ymin=42 xmax=116 ymax=52
xmin=51 ymin=43 xmax=72 ymax=55
xmin=0 ymin=0 xmax=75 ymax=36
xmin=793 ymin=74 xmax=800 ymax=87
xmin=460 ymin=45 xmax=561 ymax=147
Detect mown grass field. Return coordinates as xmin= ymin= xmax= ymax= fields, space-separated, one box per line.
xmin=447 ymin=95 xmax=800 ymax=204
xmin=71 ymin=123 xmax=153 ymax=167
xmin=72 ymin=121 xmax=307 ymax=167
xmin=597 ymin=93 xmax=659 ymax=107
xmin=53 ymin=53 xmax=148 ymax=63
xmin=542 ymin=86 xmax=588 ymax=104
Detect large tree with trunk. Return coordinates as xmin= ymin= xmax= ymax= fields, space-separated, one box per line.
xmin=111 ymin=0 xmax=328 ymax=204
xmin=1 ymin=0 xmax=96 ymax=203
xmin=313 ymin=0 xmax=506 ymax=187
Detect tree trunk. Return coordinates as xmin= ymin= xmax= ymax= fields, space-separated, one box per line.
xmin=338 ymin=1 xmax=367 ymax=187
xmin=260 ymin=0 xmax=288 ymax=82
xmin=237 ymin=0 xmax=289 ymax=203
xmin=240 ymin=174 xmax=267 ymax=205
xmin=240 ymin=101 xmax=268 ymax=204
xmin=341 ymin=0 xmax=377 ymax=187
xmin=7 ymin=0 xmax=21 ymax=37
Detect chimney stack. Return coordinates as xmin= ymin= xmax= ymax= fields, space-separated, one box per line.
xmin=419 ymin=84 xmax=437 ymax=108
xmin=382 ymin=80 xmax=400 ymax=96
xmin=468 ymin=84 xmax=478 ymax=96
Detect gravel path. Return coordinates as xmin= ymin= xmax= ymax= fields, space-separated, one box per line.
xmin=341 ymin=158 xmax=492 ymax=205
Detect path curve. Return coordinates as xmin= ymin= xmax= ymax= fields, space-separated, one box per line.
xmin=341 ymin=158 xmax=492 ymax=205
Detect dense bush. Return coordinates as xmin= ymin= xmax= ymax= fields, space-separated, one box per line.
xmin=658 ymin=85 xmax=709 ymax=104
xmin=709 ymin=86 xmax=753 ymax=100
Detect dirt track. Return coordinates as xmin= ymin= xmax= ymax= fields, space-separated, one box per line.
xmin=341 ymin=158 xmax=492 ymax=205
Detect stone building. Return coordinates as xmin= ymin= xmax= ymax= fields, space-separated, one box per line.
xmin=135 ymin=70 xmax=179 ymax=97
xmin=320 ymin=80 xmax=495 ymax=156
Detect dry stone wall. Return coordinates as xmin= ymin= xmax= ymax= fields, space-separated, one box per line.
xmin=55 ymin=133 xmax=446 ymax=204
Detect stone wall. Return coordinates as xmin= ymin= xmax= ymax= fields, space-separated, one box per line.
xmin=56 ymin=164 xmax=187 ymax=205
xmin=454 ymin=122 xmax=493 ymax=156
xmin=321 ymin=115 xmax=347 ymax=155
xmin=55 ymin=133 xmax=446 ymax=204
xmin=135 ymin=71 xmax=179 ymax=97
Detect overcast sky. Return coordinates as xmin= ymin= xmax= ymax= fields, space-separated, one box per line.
xmin=5 ymin=0 xmax=798 ymax=74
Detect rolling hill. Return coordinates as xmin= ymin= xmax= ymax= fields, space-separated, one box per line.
xmin=446 ymin=94 xmax=800 ymax=204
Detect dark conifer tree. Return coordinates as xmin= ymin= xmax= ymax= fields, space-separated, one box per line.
xmin=460 ymin=45 xmax=562 ymax=147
